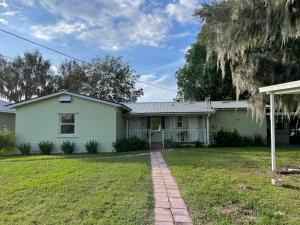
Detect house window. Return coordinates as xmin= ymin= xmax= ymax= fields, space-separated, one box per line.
xmin=177 ymin=116 xmax=183 ymax=128
xmin=275 ymin=116 xmax=285 ymax=130
xmin=60 ymin=113 xmax=75 ymax=134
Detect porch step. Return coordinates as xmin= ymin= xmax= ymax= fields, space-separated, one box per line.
xmin=151 ymin=142 xmax=162 ymax=151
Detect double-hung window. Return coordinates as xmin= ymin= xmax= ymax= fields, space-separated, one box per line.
xmin=60 ymin=113 xmax=75 ymax=134
xmin=176 ymin=116 xmax=183 ymax=128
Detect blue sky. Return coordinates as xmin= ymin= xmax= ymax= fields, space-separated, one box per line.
xmin=0 ymin=0 xmax=202 ymax=102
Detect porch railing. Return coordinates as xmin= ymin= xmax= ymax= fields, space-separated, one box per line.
xmin=126 ymin=129 xmax=150 ymax=141
xmin=163 ymin=129 xmax=206 ymax=143
xmin=126 ymin=128 xmax=206 ymax=144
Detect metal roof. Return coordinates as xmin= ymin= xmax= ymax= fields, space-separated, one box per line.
xmin=8 ymin=90 xmax=130 ymax=111
xmin=0 ymin=100 xmax=15 ymax=113
xmin=122 ymin=101 xmax=248 ymax=115
xmin=210 ymin=100 xmax=248 ymax=109
xmin=122 ymin=102 xmax=213 ymax=115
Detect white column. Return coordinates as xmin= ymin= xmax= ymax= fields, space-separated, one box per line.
xmin=270 ymin=93 xmax=276 ymax=171
xmin=202 ymin=116 xmax=205 ymax=142
xmin=149 ymin=129 xmax=151 ymax=148
xmin=206 ymin=114 xmax=210 ymax=145
xmin=162 ymin=130 xmax=165 ymax=148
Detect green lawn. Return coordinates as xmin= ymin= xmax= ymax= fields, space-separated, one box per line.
xmin=162 ymin=147 xmax=300 ymax=225
xmin=0 ymin=152 xmax=153 ymax=225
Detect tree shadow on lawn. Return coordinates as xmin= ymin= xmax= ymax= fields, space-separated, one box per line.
xmin=282 ymin=184 xmax=300 ymax=190
xmin=0 ymin=150 xmax=151 ymax=163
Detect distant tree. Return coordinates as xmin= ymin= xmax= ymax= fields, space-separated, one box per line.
xmin=84 ymin=56 xmax=143 ymax=102
xmin=58 ymin=60 xmax=87 ymax=92
xmin=176 ymin=41 xmax=242 ymax=101
xmin=0 ymin=52 xmax=143 ymax=103
xmin=0 ymin=56 xmax=23 ymax=102
xmin=0 ymin=50 xmax=54 ymax=102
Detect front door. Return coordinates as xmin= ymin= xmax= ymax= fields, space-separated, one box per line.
xmin=151 ymin=117 xmax=162 ymax=150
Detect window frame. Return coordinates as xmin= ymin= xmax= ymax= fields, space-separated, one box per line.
xmin=176 ymin=116 xmax=183 ymax=128
xmin=58 ymin=113 xmax=77 ymax=136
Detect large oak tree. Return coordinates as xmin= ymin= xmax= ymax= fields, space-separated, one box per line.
xmin=196 ymin=0 xmax=300 ymax=120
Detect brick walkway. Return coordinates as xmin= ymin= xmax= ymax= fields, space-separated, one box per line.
xmin=151 ymin=151 xmax=192 ymax=225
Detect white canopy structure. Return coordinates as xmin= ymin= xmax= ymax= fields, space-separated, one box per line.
xmin=259 ymin=80 xmax=300 ymax=171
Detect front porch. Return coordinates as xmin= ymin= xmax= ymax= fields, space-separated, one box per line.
xmin=123 ymin=115 xmax=210 ymax=148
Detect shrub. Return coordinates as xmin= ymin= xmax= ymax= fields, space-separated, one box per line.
xmin=213 ymin=128 xmax=265 ymax=147
xmin=113 ymin=137 xmax=149 ymax=152
xmin=84 ymin=140 xmax=99 ymax=154
xmin=38 ymin=141 xmax=54 ymax=155
xmin=164 ymin=140 xmax=181 ymax=149
xmin=61 ymin=141 xmax=76 ymax=154
xmin=254 ymin=134 xmax=264 ymax=146
xmin=214 ymin=128 xmax=242 ymax=147
xmin=18 ymin=143 xmax=31 ymax=155
xmin=242 ymin=136 xmax=254 ymax=146
xmin=0 ymin=131 xmax=15 ymax=154
xmin=195 ymin=141 xmax=204 ymax=148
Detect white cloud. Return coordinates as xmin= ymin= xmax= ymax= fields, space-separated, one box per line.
xmin=166 ymin=0 xmax=199 ymax=24
xmin=1 ymin=11 xmax=19 ymax=16
xmin=31 ymin=21 xmax=86 ymax=41
xmin=19 ymin=0 xmax=198 ymax=51
xmin=137 ymin=74 xmax=178 ymax=102
xmin=23 ymin=0 xmax=172 ymax=50
xmin=152 ymin=75 xmax=170 ymax=85
xmin=0 ymin=0 xmax=8 ymax=8
xmin=180 ymin=45 xmax=191 ymax=53
xmin=18 ymin=0 xmax=34 ymax=7
xmin=139 ymin=74 xmax=157 ymax=82
xmin=0 ymin=18 xmax=8 ymax=25
xmin=166 ymin=31 xmax=192 ymax=41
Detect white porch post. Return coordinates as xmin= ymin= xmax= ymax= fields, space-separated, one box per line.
xmin=206 ymin=114 xmax=210 ymax=145
xmin=162 ymin=130 xmax=165 ymax=148
xmin=202 ymin=116 xmax=205 ymax=143
xmin=148 ymin=129 xmax=151 ymax=149
xmin=270 ymin=93 xmax=276 ymax=171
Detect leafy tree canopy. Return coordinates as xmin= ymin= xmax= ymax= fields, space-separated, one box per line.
xmin=176 ymin=40 xmax=242 ymax=101
xmin=0 ymin=51 xmax=143 ymax=103
xmin=196 ymin=0 xmax=300 ymax=120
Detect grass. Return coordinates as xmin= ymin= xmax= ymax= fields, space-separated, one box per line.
xmin=0 ymin=152 xmax=153 ymax=225
xmin=162 ymin=147 xmax=300 ymax=225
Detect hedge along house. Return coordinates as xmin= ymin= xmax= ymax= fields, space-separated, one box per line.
xmin=8 ymin=90 xmax=267 ymax=153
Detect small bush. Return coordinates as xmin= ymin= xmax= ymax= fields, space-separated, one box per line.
xmin=61 ymin=141 xmax=76 ymax=154
xmin=195 ymin=141 xmax=204 ymax=148
xmin=213 ymin=128 xmax=265 ymax=147
xmin=242 ymin=136 xmax=254 ymax=146
xmin=85 ymin=140 xmax=99 ymax=154
xmin=213 ymin=128 xmax=242 ymax=147
xmin=164 ymin=140 xmax=181 ymax=149
xmin=254 ymin=134 xmax=264 ymax=146
xmin=113 ymin=137 xmax=149 ymax=152
xmin=0 ymin=131 xmax=15 ymax=154
xmin=38 ymin=141 xmax=54 ymax=155
xmin=18 ymin=143 xmax=31 ymax=155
